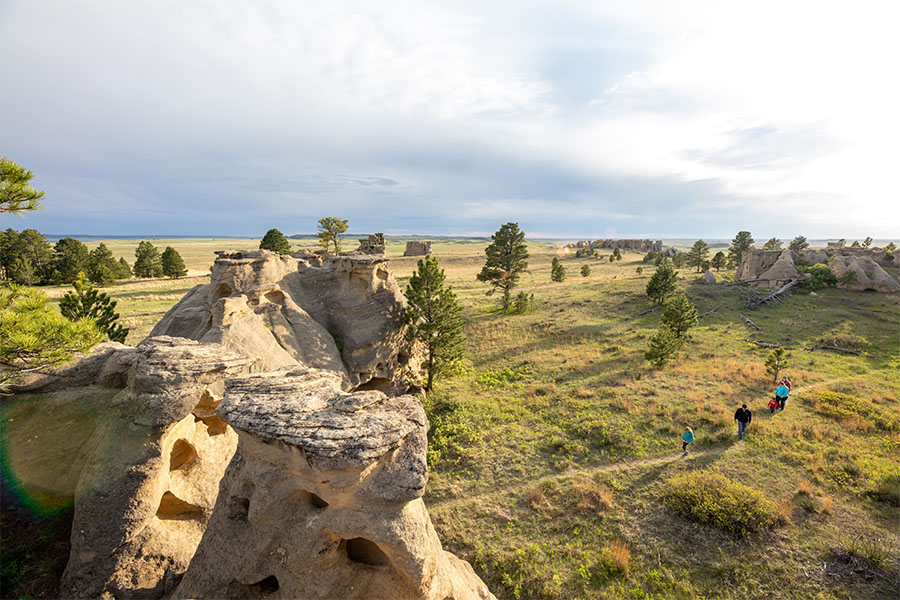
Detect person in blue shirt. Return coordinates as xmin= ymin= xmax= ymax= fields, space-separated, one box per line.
xmin=775 ymin=381 xmax=790 ymax=411
xmin=682 ymin=427 xmax=694 ymax=453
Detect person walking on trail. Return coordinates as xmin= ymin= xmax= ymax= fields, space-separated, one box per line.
xmin=682 ymin=427 xmax=694 ymax=454
xmin=780 ymin=376 xmax=792 ymax=392
xmin=768 ymin=396 xmax=779 ymax=414
xmin=775 ymin=380 xmax=790 ymax=411
xmin=734 ymin=404 xmax=752 ymax=440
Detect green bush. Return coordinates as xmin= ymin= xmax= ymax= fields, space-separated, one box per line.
xmin=663 ymin=470 xmax=779 ymax=536
xmin=797 ymin=263 xmax=837 ymax=291
xmin=869 ymin=474 xmax=900 ymax=506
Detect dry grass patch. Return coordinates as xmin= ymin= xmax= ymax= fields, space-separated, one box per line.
xmin=796 ymin=478 xmax=816 ymax=496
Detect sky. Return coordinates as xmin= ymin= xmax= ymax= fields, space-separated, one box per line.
xmin=1 ymin=0 xmax=898 ymax=239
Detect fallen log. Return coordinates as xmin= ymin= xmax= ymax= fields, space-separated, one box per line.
xmin=698 ymin=307 xmax=720 ymax=318
xmin=634 ymin=306 xmax=661 ymax=317
xmin=810 ymin=343 xmax=866 ymax=356
xmin=742 ymin=339 xmax=794 ymax=350
xmin=739 ymin=313 xmax=762 ymax=330
xmin=746 ymin=278 xmax=802 ymax=309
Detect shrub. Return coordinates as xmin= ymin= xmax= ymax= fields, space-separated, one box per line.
xmin=797 ymin=263 xmax=837 ymax=291
xmin=815 ymin=331 xmax=870 ymax=351
xmin=512 ymin=291 xmax=534 ymax=314
xmin=591 ymin=541 xmax=629 ymax=585
xmin=580 ymin=264 xmax=590 ymax=277
xmin=838 ymin=270 xmax=858 ymax=286
xmin=663 ymin=470 xmax=779 ymax=536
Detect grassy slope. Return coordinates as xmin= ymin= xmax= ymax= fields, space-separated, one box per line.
xmin=8 ymin=239 xmax=900 ymax=599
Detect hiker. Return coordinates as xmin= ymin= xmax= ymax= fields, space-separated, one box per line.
xmin=734 ymin=403 xmax=752 ymax=440
xmin=682 ymin=427 xmax=694 ymax=453
xmin=775 ymin=380 xmax=790 ymax=411
xmin=780 ymin=376 xmax=792 ymax=392
xmin=768 ymin=395 xmax=779 ymax=414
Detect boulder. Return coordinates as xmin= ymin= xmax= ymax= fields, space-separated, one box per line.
xmin=735 ymin=249 xmax=798 ymax=286
xmin=150 ymin=250 xmax=422 ymax=393
xmin=173 ymin=368 xmax=493 ymax=600
xmin=828 ymin=255 xmax=900 ymax=292
xmin=696 ymin=270 xmax=717 ymax=285
xmin=55 ymin=337 xmax=254 ymax=599
xmin=404 ymin=240 xmax=432 ymax=256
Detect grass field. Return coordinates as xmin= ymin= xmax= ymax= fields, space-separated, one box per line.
xmin=4 ymin=237 xmax=899 ymax=599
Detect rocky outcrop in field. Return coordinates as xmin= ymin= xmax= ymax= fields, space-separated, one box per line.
xmin=828 ymin=255 xmax=900 ymax=292
xmin=173 ymin=368 xmax=492 ymax=600
xmin=736 ymin=248 xmax=900 ymax=292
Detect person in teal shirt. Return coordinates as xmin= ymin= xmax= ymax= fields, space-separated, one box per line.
xmin=682 ymin=427 xmax=694 ymax=453
xmin=775 ymin=382 xmax=790 ymax=411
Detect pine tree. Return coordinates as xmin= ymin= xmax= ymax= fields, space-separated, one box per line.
xmin=134 ymin=241 xmax=163 ymax=278
xmin=161 ymin=246 xmax=187 ymax=278
xmin=0 ymin=229 xmax=55 ymax=284
xmin=52 ymin=237 xmax=90 ymax=284
xmin=644 ymin=324 xmax=682 ymax=368
xmin=613 ymin=247 xmax=623 ymax=262
xmin=476 ymin=222 xmax=529 ymax=311
xmin=884 ymin=242 xmax=897 ymax=252
xmin=788 ymin=236 xmax=808 ymax=252
xmin=660 ymin=294 xmax=699 ymax=340
xmin=0 ymin=283 xmax=101 ymax=391
xmin=762 ymin=237 xmax=782 ymax=251
xmin=60 ymin=273 xmax=128 ymax=343
xmin=686 ymin=240 xmax=710 ymax=273
xmin=0 ymin=157 xmax=45 ymax=214
xmin=403 ymin=255 xmax=465 ymax=391
xmin=551 ymin=256 xmax=566 ymax=282
xmin=581 ymin=264 xmax=591 ymax=277
xmin=317 ymin=217 xmax=348 ymax=253
xmin=116 ymin=257 xmax=132 ymax=279
xmin=87 ymin=242 xmax=119 ymax=286
xmin=764 ymin=348 xmax=789 ymax=382
xmin=646 ymin=262 xmax=677 ymax=305
xmin=727 ymin=231 xmax=754 ymax=268
xmin=862 ymin=237 xmax=873 ymax=248
xmin=711 ymin=251 xmax=726 ymax=271
xmin=259 ymin=228 xmax=292 ymax=254
xmin=635 ymin=266 xmax=643 ymax=275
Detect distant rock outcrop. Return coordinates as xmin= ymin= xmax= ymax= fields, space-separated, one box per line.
xmin=173 ymin=368 xmax=493 ymax=600
xmin=735 ymin=249 xmax=799 ymax=286
xmin=404 ymin=240 xmax=432 ymax=256
xmin=828 ymin=255 xmax=900 ymax=292
xmin=357 ymin=233 xmax=386 ymax=255
xmin=592 ymin=239 xmax=662 ymax=252
xmin=150 ymin=250 xmax=420 ymax=393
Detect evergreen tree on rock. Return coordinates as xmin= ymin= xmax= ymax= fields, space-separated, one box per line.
xmin=403 ymin=255 xmax=465 ymax=391
xmin=788 ymin=236 xmax=808 ymax=252
xmin=727 ymin=231 xmax=754 ymax=268
xmin=317 ymin=217 xmax=348 ymax=253
xmin=476 ymin=222 xmax=529 ymax=311
xmin=161 ymin=246 xmax=188 ymax=278
xmin=762 ymin=237 xmax=782 ymax=251
xmin=59 ymin=273 xmax=128 ymax=343
xmin=259 ymin=228 xmax=292 ymax=254
xmin=686 ymin=240 xmax=710 ymax=273
xmin=134 ymin=241 xmax=163 ymax=278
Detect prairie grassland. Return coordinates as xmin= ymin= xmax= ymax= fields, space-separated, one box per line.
xmin=16 ymin=238 xmax=900 ymax=599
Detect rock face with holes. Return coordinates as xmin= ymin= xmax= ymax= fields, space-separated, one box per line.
xmin=150 ymin=249 xmax=421 ymax=393
xmin=172 ymin=368 xmax=493 ymax=600
xmin=828 ymin=255 xmax=900 ymax=292
xmin=57 ymin=336 xmax=253 ymax=599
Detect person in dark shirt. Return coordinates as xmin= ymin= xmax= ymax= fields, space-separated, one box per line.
xmin=734 ymin=404 xmax=752 ymax=440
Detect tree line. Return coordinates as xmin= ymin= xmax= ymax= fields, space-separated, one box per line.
xmin=0 ymin=231 xmax=187 ymax=286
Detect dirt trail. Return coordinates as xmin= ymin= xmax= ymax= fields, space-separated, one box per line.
xmin=428 ymin=376 xmax=854 ymax=512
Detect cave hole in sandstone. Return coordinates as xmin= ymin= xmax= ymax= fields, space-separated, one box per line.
xmin=195 ymin=414 xmax=228 ymax=436
xmin=169 ymin=439 xmax=198 ymax=471
xmin=397 ymin=351 xmax=410 ymax=365
xmin=229 ymin=575 xmax=279 ymax=597
xmin=214 ymin=283 xmax=232 ymax=301
xmin=264 ymin=289 xmax=284 ymax=304
xmin=345 ymin=537 xmax=391 ymax=566
xmin=156 ymin=491 xmax=204 ymax=520
xmin=289 ymin=489 xmax=329 ymax=509
xmin=354 ymin=377 xmax=392 ymax=393
xmin=229 ymin=496 xmax=250 ymax=521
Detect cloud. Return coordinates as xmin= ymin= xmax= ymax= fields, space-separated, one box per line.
xmin=1 ymin=1 xmax=898 ymax=238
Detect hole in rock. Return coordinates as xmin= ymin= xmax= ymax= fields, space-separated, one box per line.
xmin=169 ymin=439 xmax=197 ymax=471
xmin=288 ymin=490 xmax=329 ymax=509
xmin=197 ymin=414 xmax=228 ymax=436
xmin=228 ymin=496 xmax=250 ymax=521
xmin=214 ymin=283 xmax=233 ymax=300
xmin=264 ymin=289 xmax=284 ymax=303
xmin=346 ymin=537 xmax=391 ymax=566
xmin=397 ymin=351 xmax=410 ymax=366
xmin=156 ymin=492 xmax=204 ymax=521
xmin=229 ymin=575 xmax=280 ymax=597
xmin=354 ymin=377 xmax=392 ymax=393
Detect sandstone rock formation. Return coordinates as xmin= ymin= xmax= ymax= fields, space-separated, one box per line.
xmin=357 ymin=233 xmax=386 ymax=255
xmin=697 ymin=270 xmax=717 ymax=285
xmin=39 ymin=337 xmax=253 ymax=599
xmin=735 ymin=249 xmax=799 ymax=286
xmin=173 ymin=368 xmax=493 ymax=600
xmin=150 ymin=250 xmax=421 ymax=393
xmin=828 ymin=255 xmax=900 ymax=292
xmin=404 ymin=240 xmax=432 ymax=256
